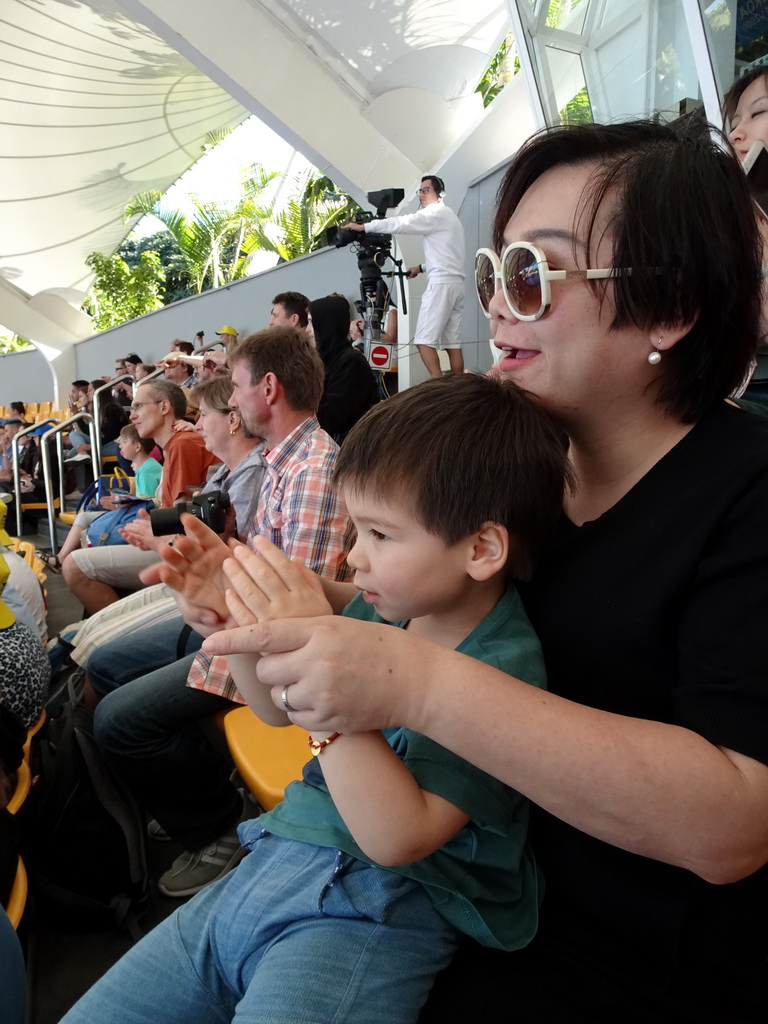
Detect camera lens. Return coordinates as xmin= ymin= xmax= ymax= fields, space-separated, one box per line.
xmin=150 ymin=505 xmax=186 ymax=536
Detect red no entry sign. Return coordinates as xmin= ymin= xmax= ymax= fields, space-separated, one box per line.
xmin=370 ymin=344 xmax=390 ymax=367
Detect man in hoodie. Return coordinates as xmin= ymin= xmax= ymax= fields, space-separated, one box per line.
xmin=309 ymin=294 xmax=379 ymax=444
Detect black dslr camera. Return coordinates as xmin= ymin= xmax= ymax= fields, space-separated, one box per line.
xmin=150 ymin=490 xmax=231 ymax=536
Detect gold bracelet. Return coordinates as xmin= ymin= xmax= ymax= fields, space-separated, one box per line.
xmin=308 ymin=732 xmax=342 ymax=757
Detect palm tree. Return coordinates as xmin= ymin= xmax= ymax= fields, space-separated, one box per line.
xmin=234 ymin=170 xmax=361 ymax=265
xmin=268 ymin=172 xmax=362 ymax=261
xmin=124 ymin=163 xmax=280 ymax=293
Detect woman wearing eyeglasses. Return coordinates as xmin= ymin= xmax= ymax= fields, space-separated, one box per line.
xmin=214 ymin=120 xmax=768 ymax=1023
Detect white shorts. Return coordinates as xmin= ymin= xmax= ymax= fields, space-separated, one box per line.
xmin=70 ymin=545 xmax=161 ymax=590
xmin=414 ymin=281 xmax=464 ymax=350
xmin=73 ymin=510 xmax=105 ymax=533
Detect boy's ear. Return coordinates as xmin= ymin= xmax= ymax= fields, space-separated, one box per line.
xmin=465 ymin=522 xmax=508 ymax=582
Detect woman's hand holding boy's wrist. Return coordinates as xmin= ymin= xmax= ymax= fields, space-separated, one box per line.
xmin=235 ymin=616 xmax=440 ymax=735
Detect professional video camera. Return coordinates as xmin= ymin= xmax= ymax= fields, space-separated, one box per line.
xmin=327 ymin=188 xmax=407 ymax=351
xmin=150 ymin=489 xmax=231 ymax=536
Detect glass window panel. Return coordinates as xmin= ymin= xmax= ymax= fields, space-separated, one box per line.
xmin=544 ymin=0 xmax=590 ymax=34
xmin=543 ymin=46 xmax=594 ymax=122
xmin=594 ymin=0 xmax=639 ymax=31
xmin=530 ymin=0 xmax=702 ymax=125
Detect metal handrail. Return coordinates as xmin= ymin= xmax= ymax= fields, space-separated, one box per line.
xmin=134 ymin=367 xmax=165 ymax=385
xmin=193 ymin=340 xmax=228 ymax=355
xmin=11 ymin=413 xmax=95 ymax=541
xmin=11 ymin=421 xmax=44 ymax=537
xmin=39 ymin=414 xmax=98 ymax=555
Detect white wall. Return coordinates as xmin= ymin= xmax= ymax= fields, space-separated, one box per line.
xmin=0 ymin=347 xmax=55 ymax=406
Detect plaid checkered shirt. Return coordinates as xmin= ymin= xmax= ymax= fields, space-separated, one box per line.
xmin=186 ymin=416 xmax=354 ymax=703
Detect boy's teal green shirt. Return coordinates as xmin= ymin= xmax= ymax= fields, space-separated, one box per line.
xmin=256 ymin=586 xmax=546 ymax=951
xmin=134 ymin=456 xmax=162 ymax=498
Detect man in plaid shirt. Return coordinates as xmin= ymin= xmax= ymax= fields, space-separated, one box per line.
xmin=93 ymin=327 xmax=356 ymax=898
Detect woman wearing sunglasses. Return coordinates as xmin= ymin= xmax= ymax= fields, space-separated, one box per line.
xmin=216 ymin=120 xmax=768 ymax=1022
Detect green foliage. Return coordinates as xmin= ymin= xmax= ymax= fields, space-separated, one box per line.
xmin=545 ymin=0 xmax=587 ymax=29
xmin=476 ymin=32 xmax=520 ymax=108
xmin=559 ymin=86 xmax=593 ymax=126
xmin=0 ymin=332 xmax=33 ymax=354
xmin=118 ymin=231 xmax=193 ymax=304
xmin=259 ymin=173 xmax=362 ymax=262
xmin=123 ymin=164 xmax=281 ymax=293
xmin=84 ymin=250 xmax=165 ymax=331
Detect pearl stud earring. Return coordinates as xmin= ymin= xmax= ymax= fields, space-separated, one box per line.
xmin=648 ymin=339 xmax=662 ymax=365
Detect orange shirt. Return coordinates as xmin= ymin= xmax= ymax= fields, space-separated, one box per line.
xmin=159 ymin=431 xmax=219 ymax=506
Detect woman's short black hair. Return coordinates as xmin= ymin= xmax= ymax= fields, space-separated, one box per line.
xmin=493 ymin=120 xmax=762 ymax=423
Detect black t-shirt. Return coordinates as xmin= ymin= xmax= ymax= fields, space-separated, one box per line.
xmin=422 ymin=403 xmax=768 ymax=1023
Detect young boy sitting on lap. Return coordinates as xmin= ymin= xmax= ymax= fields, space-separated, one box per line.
xmin=61 ymin=373 xmax=569 ymax=1024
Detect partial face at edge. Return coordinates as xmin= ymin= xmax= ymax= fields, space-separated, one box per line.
xmin=729 ymin=75 xmax=768 ymax=161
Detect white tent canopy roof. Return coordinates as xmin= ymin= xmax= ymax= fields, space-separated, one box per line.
xmin=0 ymin=0 xmax=250 ymax=341
xmin=1 ymin=0 xmax=513 ymax=343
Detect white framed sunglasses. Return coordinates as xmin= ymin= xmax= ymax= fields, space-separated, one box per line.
xmin=475 ymin=241 xmax=630 ymax=321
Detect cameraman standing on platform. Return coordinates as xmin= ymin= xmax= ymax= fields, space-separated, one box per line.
xmin=344 ymin=174 xmax=465 ymax=377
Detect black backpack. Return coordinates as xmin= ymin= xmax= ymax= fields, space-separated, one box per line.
xmin=21 ymin=677 xmax=149 ymax=938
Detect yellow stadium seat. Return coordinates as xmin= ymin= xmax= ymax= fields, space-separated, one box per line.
xmin=19 ymin=496 xmax=61 ymax=523
xmin=7 ymin=759 xmax=31 ymax=816
xmin=223 ymin=707 xmax=308 ymax=811
xmin=14 ymin=541 xmax=48 ymax=584
xmin=6 ymin=858 xmax=28 ymax=930
xmin=23 ymin=708 xmax=46 ymax=763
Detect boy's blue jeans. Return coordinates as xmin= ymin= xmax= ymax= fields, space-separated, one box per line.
xmin=61 ymin=831 xmax=459 ymax=1024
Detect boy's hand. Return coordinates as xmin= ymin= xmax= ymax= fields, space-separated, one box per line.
xmin=119 ymin=509 xmax=156 ymax=550
xmin=145 ymin=513 xmax=243 ymax=635
xmin=222 ymin=536 xmax=332 ymax=629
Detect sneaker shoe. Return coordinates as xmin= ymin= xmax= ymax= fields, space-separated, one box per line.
xmin=147 ymin=818 xmax=171 ymax=841
xmin=157 ymin=828 xmax=246 ymax=897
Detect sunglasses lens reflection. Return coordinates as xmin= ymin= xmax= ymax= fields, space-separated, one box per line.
xmin=474 ymin=253 xmax=496 ymax=312
xmin=504 ymin=246 xmax=543 ymax=318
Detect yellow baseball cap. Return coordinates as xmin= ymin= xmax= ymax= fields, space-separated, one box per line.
xmin=0 ymin=500 xmax=13 ymax=547
xmin=0 ymin=554 xmax=16 ymax=629
xmin=216 ymin=325 xmax=238 ymax=336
